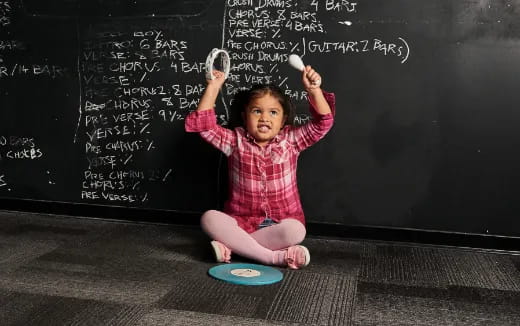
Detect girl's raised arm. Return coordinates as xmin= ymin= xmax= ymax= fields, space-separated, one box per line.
xmin=196 ymin=70 xmax=226 ymax=111
xmin=186 ymin=70 xmax=236 ymax=156
xmin=301 ymin=66 xmax=332 ymax=115
xmin=285 ymin=66 xmax=335 ymax=152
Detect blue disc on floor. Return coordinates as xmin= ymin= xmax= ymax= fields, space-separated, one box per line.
xmin=208 ymin=263 xmax=283 ymax=285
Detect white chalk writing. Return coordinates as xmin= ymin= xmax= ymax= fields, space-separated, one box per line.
xmin=0 ymin=135 xmax=44 ymax=160
xmin=77 ymin=21 xmax=200 ymax=204
xmin=0 ymin=1 xmax=11 ymax=27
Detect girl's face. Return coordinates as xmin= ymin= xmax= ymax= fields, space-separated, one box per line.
xmin=243 ymin=94 xmax=287 ymax=147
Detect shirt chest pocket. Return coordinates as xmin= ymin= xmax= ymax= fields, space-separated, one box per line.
xmin=269 ymin=146 xmax=291 ymax=164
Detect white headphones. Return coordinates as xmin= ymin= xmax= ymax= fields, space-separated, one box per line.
xmin=205 ymin=48 xmax=231 ymax=80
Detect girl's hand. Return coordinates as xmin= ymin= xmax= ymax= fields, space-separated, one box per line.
xmin=302 ymin=65 xmax=322 ymax=93
xmin=207 ymin=70 xmax=226 ymax=90
xmin=196 ymin=70 xmax=226 ymax=111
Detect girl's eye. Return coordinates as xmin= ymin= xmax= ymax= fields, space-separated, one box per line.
xmin=270 ymin=111 xmax=278 ymax=116
xmin=252 ymin=109 xmax=261 ymax=114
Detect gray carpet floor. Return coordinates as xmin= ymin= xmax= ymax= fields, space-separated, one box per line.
xmin=0 ymin=210 xmax=519 ymax=325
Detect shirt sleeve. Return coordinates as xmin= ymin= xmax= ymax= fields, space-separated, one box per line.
xmin=185 ymin=109 xmax=235 ymax=156
xmin=288 ymin=91 xmax=335 ymax=152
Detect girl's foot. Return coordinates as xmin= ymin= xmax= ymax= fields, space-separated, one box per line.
xmin=210 ymin=240 xmax=232 ymax=263
xmin=285 ymin=245 xmax=310 ymax=269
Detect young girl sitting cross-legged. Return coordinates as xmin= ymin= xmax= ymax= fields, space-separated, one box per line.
xmin=185 ymin=65 xmax=335 ymax=269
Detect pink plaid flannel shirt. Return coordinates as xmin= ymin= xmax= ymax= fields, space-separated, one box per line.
xmin=185 ymin=91 xmax=335 ymax=233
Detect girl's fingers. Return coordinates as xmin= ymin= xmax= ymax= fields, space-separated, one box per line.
xmin=304 ymin=73 xmax=314 ymax=83
xmin=207 ymin=70 xmax=227 ymax=88
xmin=309 ymin=72 xmax=318 ymax=81
xmin=303 ymin=65 xmax=322 ymax=88
xmin=305 ymin=69 xmax=319 ymax=81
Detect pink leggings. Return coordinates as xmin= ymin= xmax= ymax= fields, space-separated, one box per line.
xmin=200 ymin=210 xmax=306 ymax=265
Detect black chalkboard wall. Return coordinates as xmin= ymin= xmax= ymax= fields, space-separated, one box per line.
xmin=1 ymin=0 xmax=519 ymax=238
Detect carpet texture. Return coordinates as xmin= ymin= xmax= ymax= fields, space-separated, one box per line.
xmin=0 ymin=210 xmax=519 ymax=325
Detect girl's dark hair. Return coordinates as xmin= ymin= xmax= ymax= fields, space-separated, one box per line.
xmin=227 ymin=84 xmax=295 ymax=129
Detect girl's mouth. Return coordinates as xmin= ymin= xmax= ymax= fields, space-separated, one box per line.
xmin=258 ymin=125 xmax=271 ymax=132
